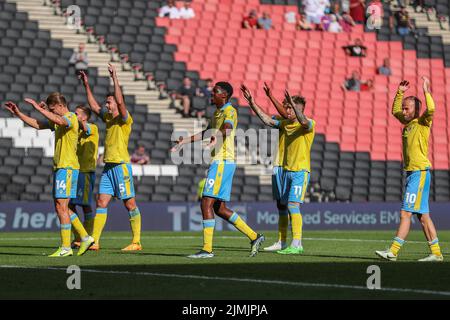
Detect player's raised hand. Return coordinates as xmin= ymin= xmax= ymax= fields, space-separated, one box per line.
xmin=24 ymin=98 xmax=43 ymax=110
xmin=4 ymin=101 xmax=20 ymax=115
xmin=240 ymin=84 xmax=254 ymax=105
xmin=107 ymin=63 xmax=117 ymax=78
xmin=78 ymin=70 xmax=88 ymax=85
xmin=170 ymin=136 xmax=184 ymax=153
xmin=263 ymin=82 xmax=272 ymax=97
xmin=284 ymin=90 xmax=295 ymax=107
xmin=206 ymin=135 xmax=217 ymax=149
xmin=398 ymin=80 xmax=410 ymax=93
xmin=422 ymin=76 xmax=431 ymax=93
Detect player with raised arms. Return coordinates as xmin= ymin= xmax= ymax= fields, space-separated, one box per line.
xmin=376 ymin=77 xmax=443 ymax=262
xmin=171 ymin=82 xmax=265 ymax=258
xmin=79 ymin=65 xmax=142 ymax=251
xmin=4 ymin=94 xmax=94 ymax=256
xmin=241 ymin=85 xmax=315 ymax=254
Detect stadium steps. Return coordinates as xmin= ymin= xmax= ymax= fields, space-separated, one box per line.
xmin=403 ymin=5 xmax=450 ymax=43
xmin=7 ymin=0 xmax=203 ymax=135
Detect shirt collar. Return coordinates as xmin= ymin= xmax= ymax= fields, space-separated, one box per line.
xmin=220 ymin=102 xmax=232 ymax=111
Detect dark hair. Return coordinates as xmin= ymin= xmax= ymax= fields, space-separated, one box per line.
xmin=106 ymin=92 xmax=115 ymax=98
xmin=292 ymin=95 xmax=306 ymax=106
xmin=405 ymin=96 xmax=421 ymax=115
xmin=46 ymin=92 xmax=67 ymax=107
xmin=215 ymin=81 xmax=233 ymax=100
xmin=76 ymin=105 xmax=91 ymax=120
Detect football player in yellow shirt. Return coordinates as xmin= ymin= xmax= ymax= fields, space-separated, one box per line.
xmin=79 ymin=65 xmax=142 ymax=251
xmin=241 ymin=85 xmax=315 ymax=255
xmin=172 ymin=82 xmax=265 ymax=258
xmin=4 ymin=93 xmax=93 ymax=257
xmin=376 ymin=77 xmax=443 ymax=262
xmin=249 ymin=82 xmax=290 ymax=252
xmin=69 ymin=105 xmax=99 ymax=249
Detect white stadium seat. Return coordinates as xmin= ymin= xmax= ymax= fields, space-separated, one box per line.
xmin=142 ymin=165 xmax=161 ymax=176
xmin=160 ymin=165 xmax=178 ymax=177
xmin=131 ymin=164 xmax=144 ymax=177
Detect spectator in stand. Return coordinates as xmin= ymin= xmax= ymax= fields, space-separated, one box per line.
xmin=131 ymin=145 xmax=151 ymax=165
xmin=349 ymin=0 xmax=366 ymax=24
xmin=172 ymin=77 xmax=197 ymax=117
xmin=69 ymin=43 xmax=89 ymax=76
xmin=390 ymin=5 xmax=414 ymax=36
xmin=285 ymin=11 xmax=297 ymax=24
xmin=343 ymin=38 xmax=367 ymax=57
xmin=197 ymin=78 xmax=214 ymax=101
xmin=179 ymin=1 xmax=195 ymax=19
xmin=342 ymin=71 xmax=361 ymax=91
xmin=296 ymin=13 xmax=313 ymax=30
xmin=328 ymin=14 xmax=343 ymax=33
xmin=378 ymin=58 xmax=392 ymax=76
xmin=159 ymin=0 xmax=180 ymax=19
xmin=258 ymin=12 xmax=273 ymax=30
xmin=320 ymin=13 xmax=332 ymax=30
xmin=303 ymin=0 xmax=330 ymax=26
xmin=242 ymin=10 xmax=259 ymax=29
xmin=331 ymin=2 xmax=356 ymax=32
xmin=360 ymin=79 xmax=374 ymax=91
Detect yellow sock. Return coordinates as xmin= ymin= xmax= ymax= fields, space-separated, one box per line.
xmin=92 ymin=208 xmax=108 ymax=245
xmin=60 ymin=223 xmax=72 ymax=248
xmin=288 ymin=204 xmax=302 ymax=246
xmin=70 ymin=213 xmax=88 ymax=239
xmin=129 ymin=208 xmax=142 ymax=244
xmin=278 ymin=209 xmax=289 ymax=243
xmin=72 ymin=227 xmax=81 ymax=242
xmin=390 ymin=237 xmax=405 ymax=256
xmin=228 ymin=212 xmax=257 ymax=241
xmin=429 ymin=238 xmax=442 ymax=256
xmin=202 ymin=219 xmax=215 ymax=253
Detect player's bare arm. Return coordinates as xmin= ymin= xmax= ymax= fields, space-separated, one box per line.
xmin=392 ymin=80 xmax=409 ymax=125
xmin=420 ymin=76 xmax=435 ymax=124
xmin=108 ymin=63 xmax=128 ymax=120
xmin=240 ymin=84 xmax=277 ymax=127
xmin=263 ymin=82 xmax=288 ymax=119
xmin=79 ymin=71 xmax=102 ymax=116
xmin=4 ymin=101 xmax=49 ymax=130
xmin=170 ymin=125 xmax=210 ymax=152
xmin=285 ymin=90 xmax=310 ymax=129
xmin=24 ymin=98 xmax=68 ymax=127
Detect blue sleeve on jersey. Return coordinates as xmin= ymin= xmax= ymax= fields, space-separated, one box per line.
xmin=224 ymin=119 xmax=234 ymax=128
xmin=62 ymin=115 xmax=72 ymax=128
xmin=273 ymin=119 xmax=281 ymax=128
xmin=85 ymin=123 xmax=92 ymax=136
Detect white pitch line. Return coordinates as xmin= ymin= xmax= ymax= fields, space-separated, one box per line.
xmin=0 ymin=236 xmax=444 ymax=244
xmin=1 ymin=265 xmax=449 ymax=297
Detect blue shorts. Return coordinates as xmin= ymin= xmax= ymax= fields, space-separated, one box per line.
xmin=70 ymin=172 xmax=96 ymax=206
xmin=99 ymin=163 xmax=135 ymax=200
xmin=53 ymin=168 xmax=79 ymax=199
xmin=281 ymin=170 xmax=310 ymax=205
xmin=202 ymin=160 xmax=236 ymax=202
xmin=401 ymin=170 xmax=431 ymax=214
xmin=272 ymin=166 xmax=286 ymax=201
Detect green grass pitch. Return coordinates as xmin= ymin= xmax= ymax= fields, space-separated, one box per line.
xmin=0 ymin=230 xmax=449 ymax=299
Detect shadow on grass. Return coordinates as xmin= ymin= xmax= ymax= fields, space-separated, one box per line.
xmin=1 ymin=260 xmax=449 ymax=299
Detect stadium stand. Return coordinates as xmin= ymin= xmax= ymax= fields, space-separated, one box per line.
xmin=1 ymin=0 xmax=450 ymax=202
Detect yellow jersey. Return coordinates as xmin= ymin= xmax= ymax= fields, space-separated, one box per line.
xmin=392 ymin=90 xmax=435 ymax=171
xmin=102 ymin=111 xmax=133 ymax=163
xmin=210 ymin=103 xmax=237 ymax=161
xmin=77 ymin=123 xmax=99 ymax=172
xmin=48 ymin=112 xmax=80 ymax=170
xmin=272 ymin=116 xmax=285 ymax=167
xmin=275 ymin=119 xmax=315 ymax=172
